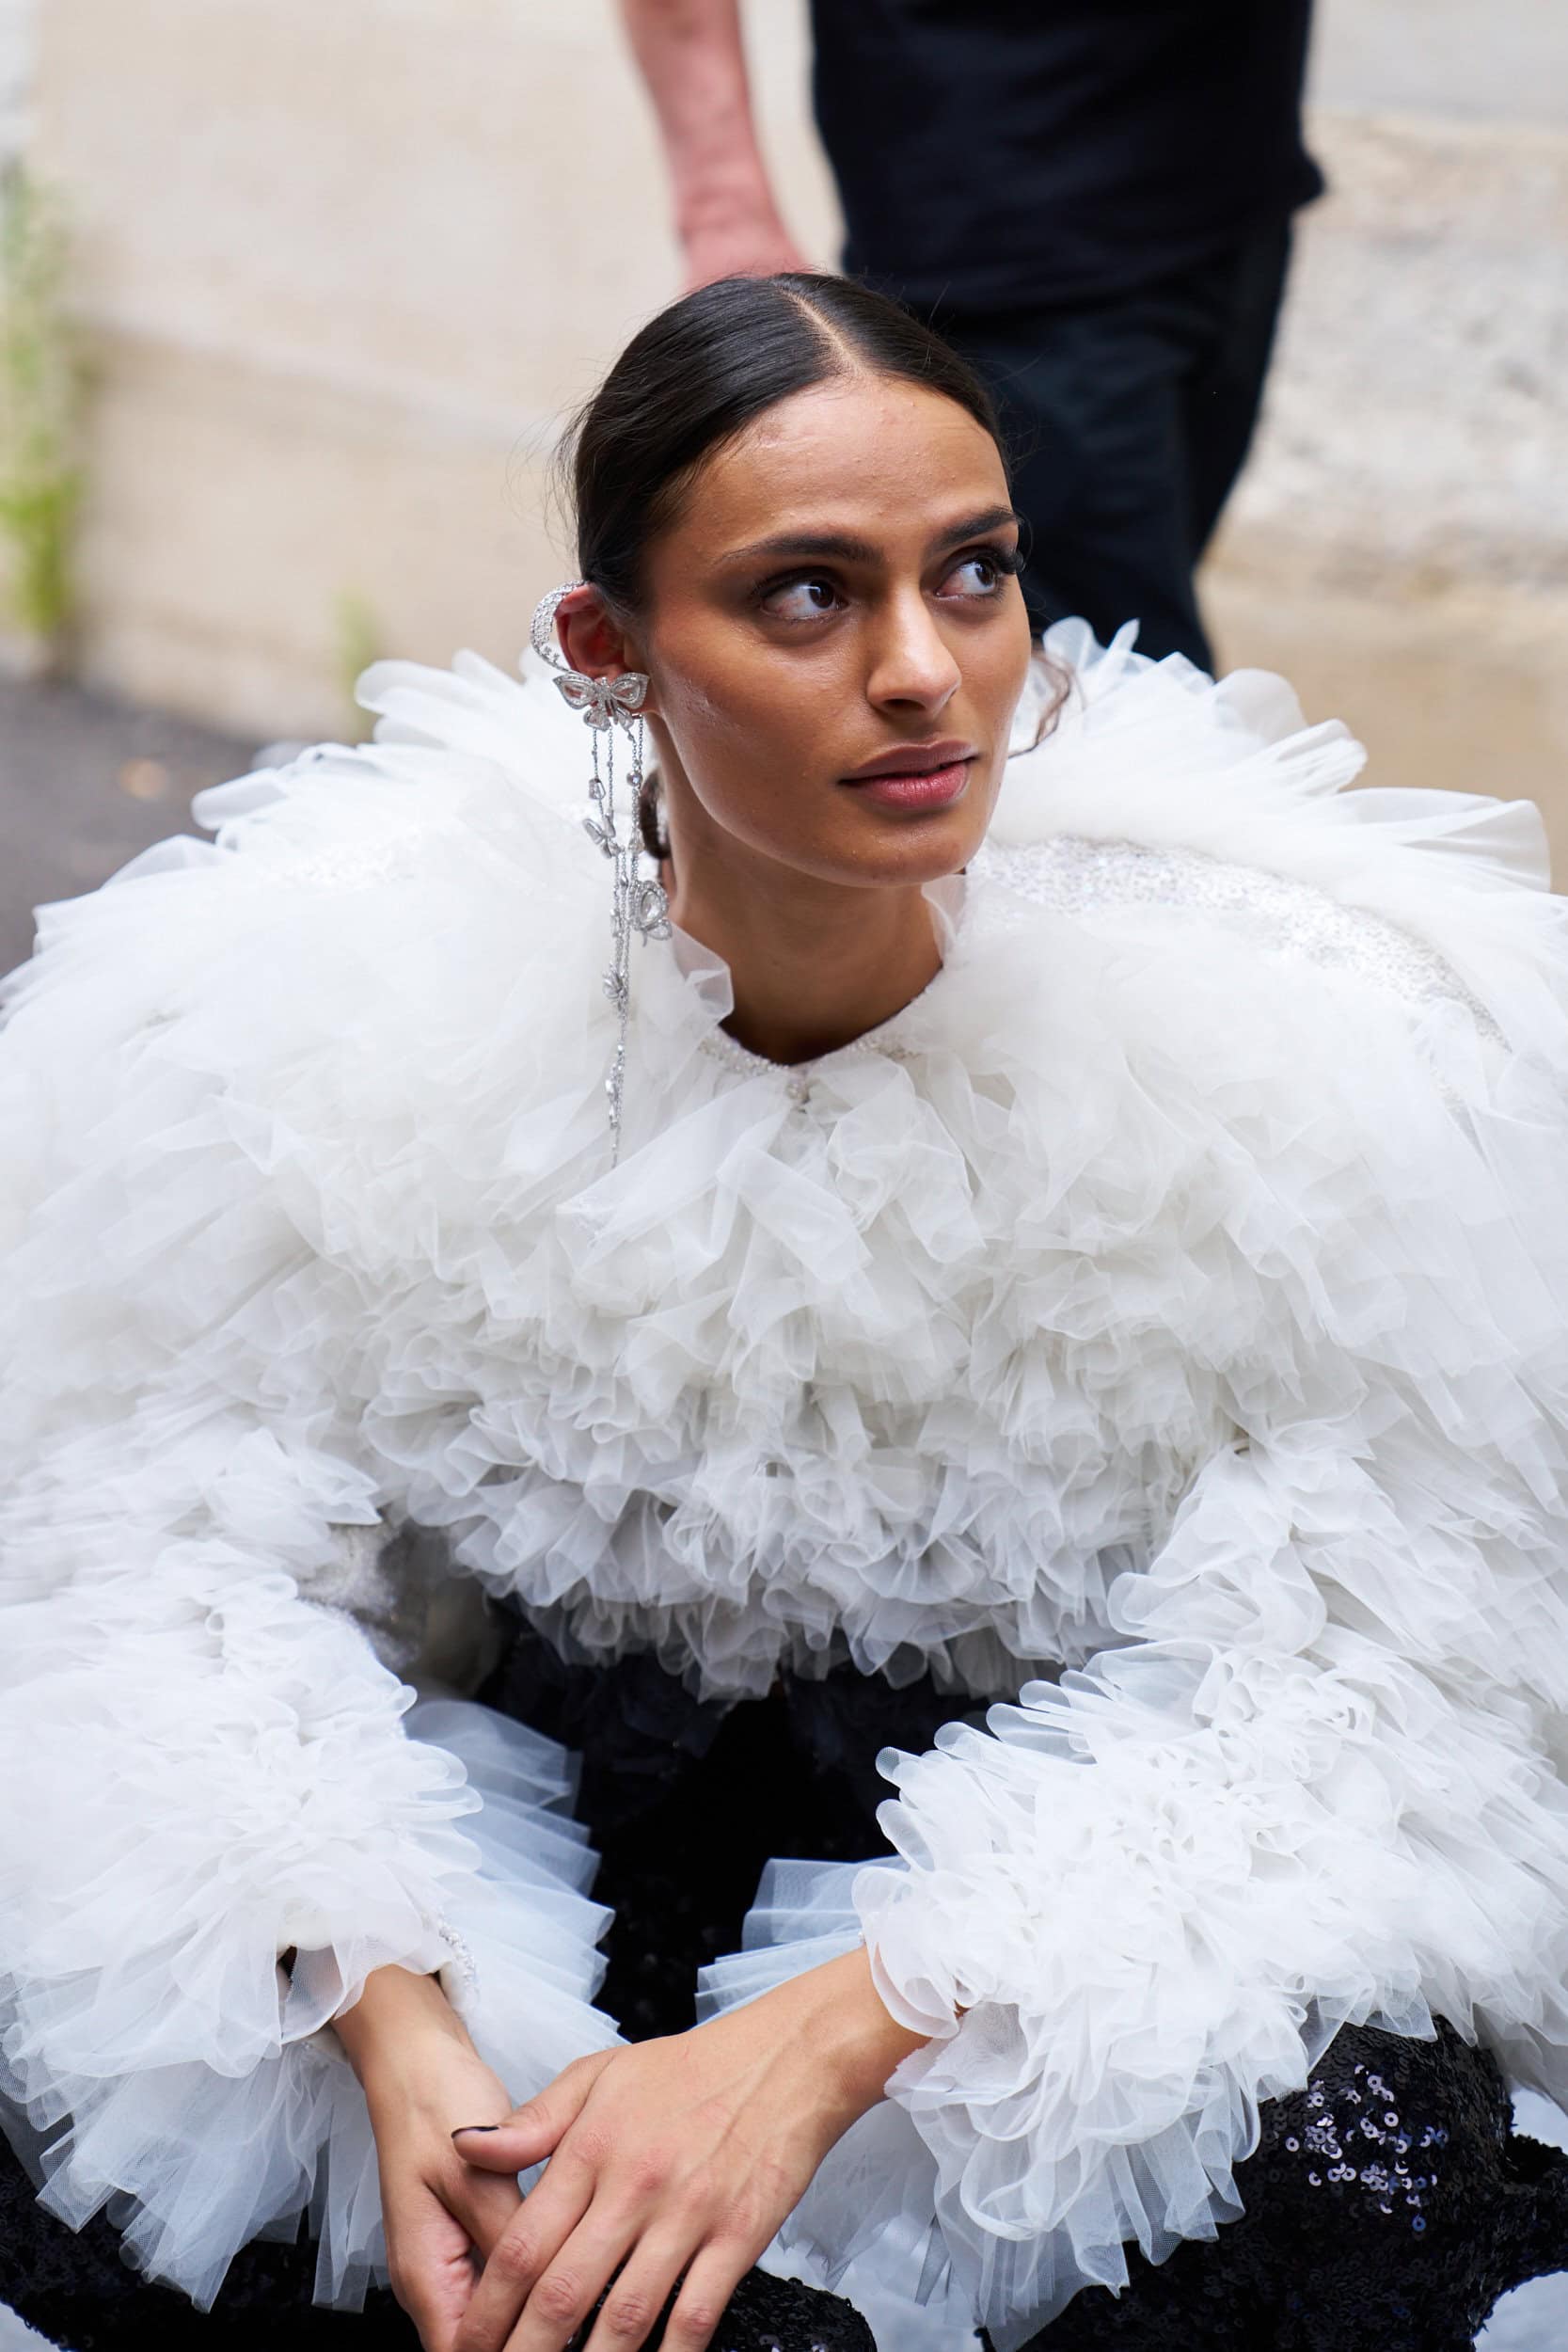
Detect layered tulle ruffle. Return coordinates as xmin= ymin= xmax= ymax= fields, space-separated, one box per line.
xmin=8 ymin=621 xmax=1568 ymax=2335
xmin=703 ymin=1442 xmax=1568 ymax=2342
xmin=0 ymin=1413 xmax=618 ymax=2308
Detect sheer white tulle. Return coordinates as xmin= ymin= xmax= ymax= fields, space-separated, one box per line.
xmin=6 ymin=620 xmax=1568 ymax=2342
xmin=0 ymin=1418 xmax=618 ymax=2307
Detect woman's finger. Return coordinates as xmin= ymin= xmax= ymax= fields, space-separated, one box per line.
xmin=448 ymin=2152 xmax=528 ymax=2263
xmin=578 ymin=2230 xmax=693 ymax=2352
xmin=453 ymin=2053 xmax=616 ymax=2176
xmin=658 ymin=2242 xmax=765 ymax=2352
xmin=506 ymin=2211 xmax=645 ymax=2352
xmin=452 ymin=2158 xmax=596 ymax=2352
xmin=387 ymin=2182 xmax=493 ymax=2352
xmin=399 ymin=2162 xmax=534 ymax=2352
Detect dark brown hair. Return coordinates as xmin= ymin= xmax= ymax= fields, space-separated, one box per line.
xmin=563 ymin=272 xmax=1006 ymax=618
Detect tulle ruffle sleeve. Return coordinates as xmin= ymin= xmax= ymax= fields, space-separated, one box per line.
xmin=702 ymin=625 xmax=1568 ymax=2345
xmin=839 ymin=1438 xmax=1568 ymax=2344
xmin=0 ymin=804 xmax=618 ymax=2311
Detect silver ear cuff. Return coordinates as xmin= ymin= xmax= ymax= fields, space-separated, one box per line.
xmin=531 ymin=582 xmax=672 ymax=1163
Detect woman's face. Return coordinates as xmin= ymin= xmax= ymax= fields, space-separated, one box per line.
xmin=590 ymin=374 xmax=1034 ymax=894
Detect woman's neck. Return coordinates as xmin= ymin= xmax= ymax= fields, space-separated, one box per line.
xmin=665 ymin=851 xmax=945 ymax=1068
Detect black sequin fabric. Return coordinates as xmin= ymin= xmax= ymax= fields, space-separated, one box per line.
xmin=564 ymin=2269 xmax=874 ymax=2352
xmin=471 ymin=1613 xmax=990 ymax=2042
xmin=5 ymin=1613 xmax=1568 ymax=2350
xmin=1000 ymin=2017 xmax=1568 ymax=2350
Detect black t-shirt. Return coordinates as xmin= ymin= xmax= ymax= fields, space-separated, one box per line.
xmin=807 ymin=0 xmax=1323 ymax=313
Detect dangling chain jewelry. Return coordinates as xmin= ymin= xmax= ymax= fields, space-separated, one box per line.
xmin=531 ymin=581 xmax=672 ymax=1162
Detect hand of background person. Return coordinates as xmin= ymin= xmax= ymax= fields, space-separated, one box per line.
xmin=617 ymin=0 xmax=813 ymax=296
xmin=449 ymin=1946 xmax=927 ymax=2352
xmin=681 ymin=209 xmax=813 ymax=292
xmin=335 ymin=1964 xmax=529 ymax=2352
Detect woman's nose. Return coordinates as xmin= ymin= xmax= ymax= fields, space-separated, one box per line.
xmin=864 ymin=591 xmax=962 ymax=714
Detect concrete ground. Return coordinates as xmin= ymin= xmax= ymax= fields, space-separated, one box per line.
xmin=0 ymin=671 xmax=257 ymax=980
xmin=3 ymin=672 xmax=1568 ymax=2348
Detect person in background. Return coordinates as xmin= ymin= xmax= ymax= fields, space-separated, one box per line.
xmin=620 ymin=0 xmax=1321 ymax=670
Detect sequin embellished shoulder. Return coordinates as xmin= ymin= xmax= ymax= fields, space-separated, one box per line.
xmin=974 ymin=833 xmax=1502 ymax=1038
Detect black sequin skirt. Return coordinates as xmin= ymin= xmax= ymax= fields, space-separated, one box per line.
xmin=5 ymin=1614 xmax=1568 ymax=2350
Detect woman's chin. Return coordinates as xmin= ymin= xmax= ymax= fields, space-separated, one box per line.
xmin=834 ymin=802 xmax=992 ymax=888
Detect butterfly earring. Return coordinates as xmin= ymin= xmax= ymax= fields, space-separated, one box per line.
xmin=530 ymin=583 xmax=672 ymax=1163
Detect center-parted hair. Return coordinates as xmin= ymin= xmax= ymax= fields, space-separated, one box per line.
xmin=562 ymin=272 xmax=1007 ymax=622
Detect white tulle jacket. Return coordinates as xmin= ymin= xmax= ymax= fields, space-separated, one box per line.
xmin=5 ymin=622 xmax=1568 ymax=2349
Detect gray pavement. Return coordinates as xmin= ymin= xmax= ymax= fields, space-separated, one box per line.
xmin=0 ymin=671 xmax=257 ymax=981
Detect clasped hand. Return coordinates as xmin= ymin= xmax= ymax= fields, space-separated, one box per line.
xmin=356 ymin=1947 xmax=925 ymax=2352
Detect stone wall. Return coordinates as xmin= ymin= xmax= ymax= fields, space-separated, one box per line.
xmin=16 ymin=0 xmax=1568 ymax=849
xmin=1202 ymin=0 xmax=1568 ymax=855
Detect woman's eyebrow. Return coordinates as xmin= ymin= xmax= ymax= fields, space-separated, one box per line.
xmin=720 ymin=505 xmax=1023 ymax=570
xmin=928 ymin=504 xmax=1023 ymax=554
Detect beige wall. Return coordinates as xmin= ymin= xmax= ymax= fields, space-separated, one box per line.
xmin=24 ymin=1 xmax=837 ymax=735
xmin=0 ymin=0 xmax=33 ymax=160
xmin=19 ymin=0 xmax=1568 ymax=850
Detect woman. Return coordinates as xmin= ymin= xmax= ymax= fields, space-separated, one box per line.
xmin=3 ymin=273 xmax=1568 ymax=2352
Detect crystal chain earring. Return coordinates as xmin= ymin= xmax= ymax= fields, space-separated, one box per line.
xmin=531 ymin=582 xmax=672 ymax=1163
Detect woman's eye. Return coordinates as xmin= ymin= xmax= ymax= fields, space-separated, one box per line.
xmin=760 ymin=577 xmax=842 ymax=623
xmin=941 ymin=552 xmax=1006 ymax=598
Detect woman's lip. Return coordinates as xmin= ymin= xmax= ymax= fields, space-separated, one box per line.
xmin=843 ymin=739 xmax=975 ymax=781
xmin=842 ymin=757 xmax=974 ymax=810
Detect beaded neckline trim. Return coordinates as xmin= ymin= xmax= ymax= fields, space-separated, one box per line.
xmin=697 ymin=1011 xmax=919 ymax=1102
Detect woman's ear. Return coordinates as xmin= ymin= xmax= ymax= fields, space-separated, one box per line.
xmin=554 ymin=587 xmax=655 ymax=708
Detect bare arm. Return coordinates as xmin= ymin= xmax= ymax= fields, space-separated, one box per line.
xmin=339 ymin=1951 xmax=924 ymax=2352
xmin=619 ymin=0 xmax=811 ymax=287
xmin=451 ymin=1947 xmax=927 ymax=2352
xmin=334 ymin=1964 xmax=527 ymax=2351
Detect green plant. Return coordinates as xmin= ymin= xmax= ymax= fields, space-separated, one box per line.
xmin=334 ymin=587 xmax=384 ymax=741
xmin=0 ymin=167 xmax=84 ymax=651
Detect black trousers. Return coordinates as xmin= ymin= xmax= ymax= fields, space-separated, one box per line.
xmin=914 ymin=222 xmax=1294 ymax=671
xmin=6 ymin=1626 xmax=1568 ymax=2349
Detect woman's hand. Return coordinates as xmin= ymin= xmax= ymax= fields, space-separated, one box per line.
xmin=334 ymin=1964 xmax=527 ymax=2352
xmin=450 ymin=1947 xmax=927 ymax=2352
